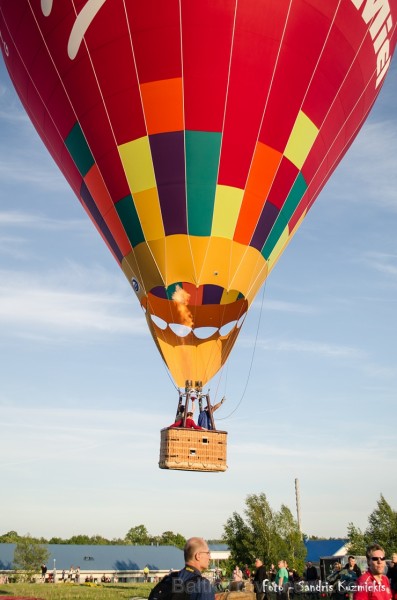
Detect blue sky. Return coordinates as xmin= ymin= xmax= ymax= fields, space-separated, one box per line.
xmin=0 ymin=55 xmax=396 ymax=544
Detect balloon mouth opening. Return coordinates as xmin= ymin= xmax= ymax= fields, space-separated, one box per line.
xmin=142 ymin=284 xmax=248 ymax=340
xmin=148 ymin=312 xmax=247 ymax=339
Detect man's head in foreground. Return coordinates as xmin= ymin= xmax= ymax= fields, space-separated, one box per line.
xmin=184 ymin=537 xmax=211 ymax=572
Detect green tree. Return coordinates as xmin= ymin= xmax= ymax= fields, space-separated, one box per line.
xmin=150 ymin=535 xmax=161 ymax=546
xmin=67 ymin=534 xmax=94 ymax=545
xmin=125 ymin=524 xmax=151 ymax=545
xmin=159 ymin=531 xmax=186 ymax=549
xmin=90 ymin=534 xmax=112 ymax=545
xmin=275 ymin=504 xmax=306 ymax=571
xmin=346 ymin=523 xmax=366 ymax=556
xmin=223 ymin=493 xmax=306 ymax=573
xmin=347 ymin=495 xmax=397 ymax=558
xmin=111 ymin=537 xmax=127 ymax=545
xmin=207 ymin=538 xmax=224 ymax=545
xmin=0 ymin=530 xmax=20 ymax=543
xmin=366 ymin=495 xmax=397 ymax=554
xmin=245 ymin=493 xmax=277 ymax=561
xmin=48 ymin=537 xmax=65 ymax=544
xmin=13 ymin=535 xmax=50 ymax=582
xmin=224 ymin=510 xmax=255 ymax=572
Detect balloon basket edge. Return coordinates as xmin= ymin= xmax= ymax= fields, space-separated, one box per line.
xmin=159 ymin=428 xmax=228 ymax=472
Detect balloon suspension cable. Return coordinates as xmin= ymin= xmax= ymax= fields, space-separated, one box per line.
xmin=160 ymin=277 xmax=267 ymax=415
xmin=211 ymin=356 xmax=228 ymax=401
xmin=216 ymin=278 xmax=267 ymax=421
xmin=161 ymin=360 xmax=180 ymax=393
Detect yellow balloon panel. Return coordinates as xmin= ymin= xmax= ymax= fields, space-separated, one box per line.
xmin=152 ymin=323 xmax=242 ymax=388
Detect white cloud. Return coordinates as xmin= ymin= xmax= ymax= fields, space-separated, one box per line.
xmin=331 ymin=120 xmax=397 ymax=210
xmin=0 ymin=405 xmax=165 ymax=480
xmin=0 ymin=107 xmax=29 ymax=122
xmin=0 ymin=265 xmax=146 ymax=337
xmin=272 ymin=338 xmax=364 ymax=358
xmin=0 ymin=156 xmax=69 ymax=191
xmin=0 ymin=210 xmax=87 ymax=231
xmin=362 ymin=251 xmax=397 ymax=278
xmin=249 ymin=336 xmax=366 ymax=360
xmin=0 ymin=212 xmax=89 ymax=260
xmin=0 ymin=82 xmax=68 ymax=191
xmin=258 ymin=298 xmax=317 ymax=314
xmin=0 ymin=83 xmax=29 ymax=122
xmin=0 ymin=234 xmax=30 ymax=258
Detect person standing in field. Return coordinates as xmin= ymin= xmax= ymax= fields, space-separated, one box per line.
xmin=353 ymin=544 xmax=392 ymax=600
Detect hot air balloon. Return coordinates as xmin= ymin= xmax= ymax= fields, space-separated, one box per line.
xmin=0 ymin=0 xmax=396 ymax=471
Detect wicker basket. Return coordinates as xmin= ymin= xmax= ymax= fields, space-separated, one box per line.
xmin=159 ymin=427 xmax=228 ymax=472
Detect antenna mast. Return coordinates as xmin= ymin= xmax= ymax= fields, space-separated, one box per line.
xmin=295 ymin=477 xmax=302 ymax=537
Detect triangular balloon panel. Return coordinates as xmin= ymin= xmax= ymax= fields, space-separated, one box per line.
xmin=1 ymin=0 xmax=396 ymax=386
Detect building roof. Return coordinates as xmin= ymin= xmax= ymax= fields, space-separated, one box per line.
xmin=0 ymin=544 xmax=184 ymax=572
xmin=304 ymin=539 xmax=348 ymax=563
xmin=0 ymin=540 xmax=349 ymax=571
xmin=208 ymin=544 xmax=230 ymax=561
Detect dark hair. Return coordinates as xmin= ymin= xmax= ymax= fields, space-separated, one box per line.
xmin=348 ymin=556 xmax=355 ymax=560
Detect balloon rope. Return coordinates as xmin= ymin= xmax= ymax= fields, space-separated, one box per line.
xmin=162 ymin=274 xmax=267 ymax=405
xmin=163 ymin=360 xmax=179 ymax=393
xmin=214 ymin=358 xmax=228 ymax=401
xmin=216 ymin=277 xmax=267 ymax=421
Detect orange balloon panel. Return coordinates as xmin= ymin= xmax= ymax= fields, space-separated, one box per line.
xmin=1 ymin=0 xmax=396 ymax=386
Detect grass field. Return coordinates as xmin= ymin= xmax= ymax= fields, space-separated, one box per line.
xmin=0 ymin=581 xmax=153 ymax=599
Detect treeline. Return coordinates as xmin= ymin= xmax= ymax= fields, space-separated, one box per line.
xmin=3 ymin=493 xmax=396 ymax=565
xmin=0 ymin=525 xmax=186 ymax=549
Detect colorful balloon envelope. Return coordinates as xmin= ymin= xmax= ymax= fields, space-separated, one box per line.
xmin=1 ymin=0 xmax=396 ymax=387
